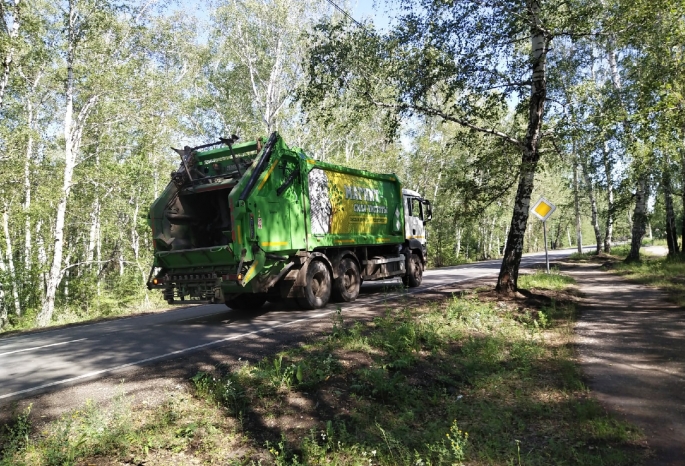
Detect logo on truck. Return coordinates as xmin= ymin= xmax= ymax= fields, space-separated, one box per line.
xmin=308 ymin=168 xmax=394 ymax=236
xmin=345 ymin=185 xmax=380 ymax=202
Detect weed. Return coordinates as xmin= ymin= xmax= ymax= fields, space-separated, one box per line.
xmin=0 ymin=405 xmax=32 ymax=465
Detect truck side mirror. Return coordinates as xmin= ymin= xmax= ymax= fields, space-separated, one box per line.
xmin=422 ymin=200 xmax=432 ymax=223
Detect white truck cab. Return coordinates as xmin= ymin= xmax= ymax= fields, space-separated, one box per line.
xmin=402 ymin=188 xmax=432 ymax=265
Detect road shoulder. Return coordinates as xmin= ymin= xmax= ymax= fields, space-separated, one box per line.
xmin=568 ymin=262 xmax=685 ymax=465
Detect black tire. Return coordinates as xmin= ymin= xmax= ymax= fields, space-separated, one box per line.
xmin=226 ymin=293 xmax=267 ymax=311
xmin=402 ymin=253 xmax=423 ymax=288
xmin=297 ymin=260 xmax=332 ymax=310
xmin=332 ymin=257 xmax=361 ymax=302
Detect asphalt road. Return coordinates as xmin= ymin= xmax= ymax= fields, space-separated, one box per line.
xmin=0 ymin=248 xmax=581 ymax=403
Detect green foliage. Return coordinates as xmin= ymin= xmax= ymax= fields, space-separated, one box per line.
xmin=0 ymin=406 xmax=32 ymax=465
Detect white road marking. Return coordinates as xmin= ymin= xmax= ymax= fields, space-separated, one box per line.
xmin=0 ymin=338 xmax=88 ymax=357
xmin=0 ymin=272 xmax=497 ymax=401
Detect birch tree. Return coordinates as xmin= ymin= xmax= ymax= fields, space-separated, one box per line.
xmin=206 ymin=0 xmax=327 ymax=136
xmin=0 ymin=0 xmax=23 ymax=108
xmin=301 ymin=0 xmax=598 ymax=292
xmin=37 ymin=0 xmax=122 ymax=326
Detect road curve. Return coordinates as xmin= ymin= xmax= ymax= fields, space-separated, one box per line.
xmin=0 ymin=248 xmax=580 ymax=403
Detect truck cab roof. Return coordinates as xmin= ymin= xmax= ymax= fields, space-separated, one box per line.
xmin=402 ymin=188 xmax=423 ymax=198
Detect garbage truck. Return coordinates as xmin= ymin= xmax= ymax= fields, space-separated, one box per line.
xmin=147 ymin=133 xmax=432 ymax=310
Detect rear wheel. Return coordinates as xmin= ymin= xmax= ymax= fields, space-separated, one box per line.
xmin=297 ymin=260 xmax=332 ymax=310
xmin=226 ymin=293 xmax=267 ymax=311
xmin=332 ymin=257 xmax=361 ymax=302
xmin=402 ymin=253 xmax=423 ymax=288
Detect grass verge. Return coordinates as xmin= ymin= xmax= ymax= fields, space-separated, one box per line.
xmin=1 ymin=275 xmax=646 ymax=465
xmin=568 ymin=243 xmax=685 ymax=308
xmin=610 ymin=257 xmax=685 ymax=308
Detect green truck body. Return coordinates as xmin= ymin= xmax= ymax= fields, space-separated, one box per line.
xmin=147 ymin=133 xmax=431 ymax=310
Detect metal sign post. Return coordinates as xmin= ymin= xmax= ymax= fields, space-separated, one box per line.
xmin=530 ymin=197 xmax=557 ymax=274
xmin=543 ymin=220 xmax=550 ymax=273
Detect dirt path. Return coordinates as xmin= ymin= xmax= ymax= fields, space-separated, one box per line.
xmin=569 ymin=263 xmax=685 ymax=465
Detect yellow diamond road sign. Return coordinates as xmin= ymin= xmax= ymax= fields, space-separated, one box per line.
xmin=531 ymin=197 xmax=556 ymax=222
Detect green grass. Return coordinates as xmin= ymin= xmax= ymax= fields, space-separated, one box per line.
xmin=518 ymin=269 xmax=577 ymax=291
xmin=1 ymin=281 xmax=646 ymax=465
xmin=612 ymin=256 xmax=685 ymax=307
xmin=567 ymin=250 xmax=598 ymax=261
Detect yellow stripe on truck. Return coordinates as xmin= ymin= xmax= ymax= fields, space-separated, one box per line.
xmin=244 ymin=260 xmax=259 ymax=282
xmin=257 ymin=160 xmax=279 ymax=191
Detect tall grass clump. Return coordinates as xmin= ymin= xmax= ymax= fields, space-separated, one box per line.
xmin=518 ymin=268 xmax=576 ymax=291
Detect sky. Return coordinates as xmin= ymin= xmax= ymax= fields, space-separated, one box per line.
xmin=165 ymin=0 xmax=390 ymax=26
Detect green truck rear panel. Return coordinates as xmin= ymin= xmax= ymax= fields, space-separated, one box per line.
xmin=148 ymin=134 xmax=405 ymax=296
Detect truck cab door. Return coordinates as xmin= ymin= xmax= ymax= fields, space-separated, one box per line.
xmin=403 ymin=196 xmax=426 ymax=243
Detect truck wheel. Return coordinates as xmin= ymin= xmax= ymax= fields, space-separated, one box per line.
xmin=332 ymin=257 xmax=361 ymax=302
xmin=226 ymin=293 xmax=267 ymax=311
xmin=297 ymin=260 xmax=332 ymax=310
xmin=402 ymin=253 xmax=423 ymax=288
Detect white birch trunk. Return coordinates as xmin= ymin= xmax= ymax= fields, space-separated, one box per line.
xmin=602 ymin=141 xmax=614 ymax=253
xmin=36 ymin=220 xmax=47 ymax=294
xmin=23 ymin=99 xmax=34 ymax=269
xmin=37 ymin=1 xmax=98 ymax=326
xmin=20 ymin=70 xmax=41 ymax=270
xmin=87 ymin=198 xmax=100 ymax=262
xmin=488 ymin=217 xmax=496 ymax=258
xmin=2 ymin=208 xmax=21 ymax=316
xmin=626 ymin=176 xmax=649 ymax=262
xmin=96 ymin=219 xmax=102 ymax=296
xmin=0 ymin=252 xmax=7 ymax=329
xmin=582 ymin=165 xmax=602 ymax=253
xmin=455 ymin=226 xmax=462 ymax=259
xmin=131 ymin=191 xmax=140 ymax=262
xmin=502 ymin=223 xmax=509 ymax=256
xmin=0 ymin=0 xmax=21 ymax=109
xmin=496 ymin=0 xmax=548 ymax=292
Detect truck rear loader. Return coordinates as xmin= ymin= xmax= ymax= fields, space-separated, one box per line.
xmin=147 ymin=133 xmax=432 ymax=310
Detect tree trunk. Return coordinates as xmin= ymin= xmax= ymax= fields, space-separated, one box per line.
xmin=496 ymin=0 xmax=548 ymax=293
xmin=131 ymin=189 xmax=141 ymax=262
xmin=602 ymin=142 xmax=614 ymax=253
xmin=0 ymin=252 xmax=7 ymax=329
xmin=681 ymin=126 xmax=685 ymax=259
xmin=582 ymin=163 xmax=602 ymax=253
xmin=37 ymin=1 xmax=98 ymax=327
xmin=37 ymin=9 xmax=77 ymax=326
xmin=603 ymin=39 xmax=628 ymax=254
xmin=455 ymin=225 xmax=462 ymax=259
xmin=36 ymin=220 xmax=47 ymax=295
xmin=663 ymin=168 xmax=679 ymax=257
xmin=23 ymin=101 xmax=33 ymax=271
xmin=0 ymin=0 xmax=21 ymax=109
xmin=573 ymin=157 xmax=583 ymax=253
xmin=3 ymin=207 xmax=21 ymax=316
xmin=502 ymin=223 xmax=509 ymax=255
xmin=625 ymin=176 xmax=649 ymax=262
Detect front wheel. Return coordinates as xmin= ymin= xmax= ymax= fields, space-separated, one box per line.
xmin=332 ymin=257 xmax=361 ymax=302
xmin=226 ymin=293 xmax=267 ymax=311
xmin=297 ymin=260 xmax=332 ymax=310
xmin=402 ymin=253 xmax=423 ymax=288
